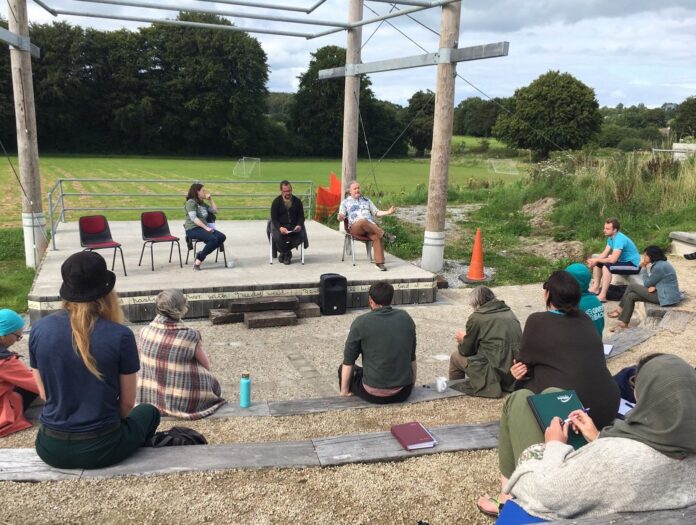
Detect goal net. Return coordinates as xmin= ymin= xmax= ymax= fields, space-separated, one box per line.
xmin=487 ymin=158 xmax=519 ymax=175
xmin=232 ymin=157 xmax=261 ymax=179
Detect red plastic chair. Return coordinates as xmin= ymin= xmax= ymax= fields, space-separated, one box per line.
xmin=341 ymin=218 xmax=373 ymax=266
xmin=139 ymin=211 xmax=182 ymax=271
xmin=78 ymin=215 xmax=127 ymax=276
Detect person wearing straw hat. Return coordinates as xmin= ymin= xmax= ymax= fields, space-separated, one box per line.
xmin=0 ymin=309 xmax=39 ymax=437
xmin=29 ymin=251 xmax=160 ymax=469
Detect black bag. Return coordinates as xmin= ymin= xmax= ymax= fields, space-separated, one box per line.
xmin=148 ymin=426 xmax=208 ymax=448
xmin=606 ymin=284 xmax=627 ymax=301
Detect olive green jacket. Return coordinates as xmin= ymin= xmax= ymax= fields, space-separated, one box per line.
xmin=458 ymin=299 xmax=522 ymax=398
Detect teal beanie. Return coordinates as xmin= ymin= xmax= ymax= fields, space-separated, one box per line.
xmin=0 ymin=309 xmax=24 ymax=337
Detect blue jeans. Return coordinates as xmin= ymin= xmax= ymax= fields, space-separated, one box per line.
xmin=187 ymin=227 xmax=226 ymax=262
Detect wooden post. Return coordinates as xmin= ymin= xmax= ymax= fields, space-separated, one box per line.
xmin=340 ymin=0 xmax=363 ymax=196
xmin=421 ymin=1 xmax=461 ymax=273
xmin=8 ymin=0 xmax=47 ymax=268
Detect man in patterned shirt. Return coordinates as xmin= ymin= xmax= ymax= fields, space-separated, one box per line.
xmin=338 ymin=181 xmax=396 ymax=271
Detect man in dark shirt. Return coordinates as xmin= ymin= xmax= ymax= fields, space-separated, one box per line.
xmin=269 ymin=180 xmax=307 ymax=265
xmin=338 ymin=282 xmax=417 ymax=404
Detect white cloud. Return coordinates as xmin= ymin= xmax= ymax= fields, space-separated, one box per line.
xmin=1 ymin=0 xmax=694 ymax=107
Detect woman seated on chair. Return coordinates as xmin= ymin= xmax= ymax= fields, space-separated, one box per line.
xmin=608 ymin=245 xmax=681 ymax=331
xmin=137 ymin=289 xmax=224 ymax=420
xmin=488 ymin=353 xmax=696 ymax=521
xmin=185 ymin=183 xmax=226 ymax=271
xmin=29 ymin=252 xmax=160 ymax=469
xmin=476 ymin=270 xmax=620 ymax=517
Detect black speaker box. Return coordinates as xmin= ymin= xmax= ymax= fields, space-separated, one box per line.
xmin=319 ymin=273 xmax=347 ymax=315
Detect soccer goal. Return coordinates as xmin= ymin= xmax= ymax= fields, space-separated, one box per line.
xmin=487 ymin=158 xmax=519 ymax=175
xmin=232 ymin=157 xmax=261 ymax=179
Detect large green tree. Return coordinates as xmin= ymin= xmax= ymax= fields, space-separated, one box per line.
xmin=493 ymin=71 xmax=602 ymax=159
xmin=405 ymin=89 xmax=435 ymax=157
xmin=454 ymin=96 xmax=503 ymax=137
xmin=672 ymin=97 xmax=696 ymax=140
xmin=289 ymin=45 xmax=406 ymax=157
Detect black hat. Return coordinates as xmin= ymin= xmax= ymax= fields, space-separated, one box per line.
xmin=60 ymin=251 xmax=116 ymax=303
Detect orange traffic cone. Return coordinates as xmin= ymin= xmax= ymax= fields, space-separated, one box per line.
xmin=465 ymin=228 xmax=486 ymax=282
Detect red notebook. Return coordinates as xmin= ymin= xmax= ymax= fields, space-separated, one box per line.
xmin=390 ymin=422 xmax=438 ymax=451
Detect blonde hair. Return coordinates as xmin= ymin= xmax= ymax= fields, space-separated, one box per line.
xmin=63 ymin=290 xmax=124 ymax=380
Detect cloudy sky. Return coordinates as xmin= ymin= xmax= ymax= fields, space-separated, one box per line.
xmin=4 ymin=0 xmax=696 ymax=108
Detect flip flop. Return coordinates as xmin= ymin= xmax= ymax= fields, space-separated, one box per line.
xmin=610 ymin=324 xmax=628 ymax=332
xmin=476 ymin=495 xmax=502 ymax=518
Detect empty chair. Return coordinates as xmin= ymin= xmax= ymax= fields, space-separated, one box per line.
xmin=139 ymin=211 xmax=182 ymax=271
xmin=78 ymin=215 xmax=127 ymax=276
xmin=342 ymin=218 xmax=373 ymax=266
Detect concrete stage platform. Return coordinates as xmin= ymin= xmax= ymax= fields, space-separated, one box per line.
xmin=28 ymin=220 xmax=437 ymax=322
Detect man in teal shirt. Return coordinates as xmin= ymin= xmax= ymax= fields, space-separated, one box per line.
xmin=586 ymin=217 xmax=640 ymax=302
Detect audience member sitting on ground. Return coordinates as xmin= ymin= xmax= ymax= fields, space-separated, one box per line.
xmin=29 ymin=251 xmax=160 ymax=469
xmin=339 ymin=281 xmax=416 ymax=404
xmin=493 ymin=354 xmax=696 ymax=521
xmin=185 ymin=183 xmax=227 ymax=271
xmin=0 ymin=309 xmax=39 ymax=437
xmin=338 ymin=181 xmax=396 ymax=271
xmin=476 ymin=271 xmax=621 ymax=515
xmin=608 ymin=245 xmax=681 ymax=331
xmin=137 ymin=289 xmax=224 ymax=419
xmin=586 ymin=217 xmax=641 ymax=302
xmin=565 ymin=263 xmax=605 ymax=335
xmin=448 ymin=286 xmax=522 ymax=398
xmin=269 ymin=180 xmax=308 ymax=265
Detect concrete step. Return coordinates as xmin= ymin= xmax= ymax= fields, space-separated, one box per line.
xmin=295 ymin=302 xmax=321 ymax=319
xmin=244 ymin=310 xmax=298 ymax=329
xmin=229 ymin=296 xmax=300 ymax=313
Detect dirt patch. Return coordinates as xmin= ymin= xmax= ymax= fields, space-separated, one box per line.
xmin=519 ymin=237 xmax=585 ymax=262
xmin=522 ymin=197 xmax=558 ymax=232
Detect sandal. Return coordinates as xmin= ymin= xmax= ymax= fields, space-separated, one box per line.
xmin=476 ymin=494 xmax=502 ymax=518
xmin=607 ymin=310 xmax=621 ymax=319
xmin=610 ymin=323 xmax=628 ymax=333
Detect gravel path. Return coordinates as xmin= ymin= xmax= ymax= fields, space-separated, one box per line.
xmin=2 ymin=256 xmax=694 ymax=524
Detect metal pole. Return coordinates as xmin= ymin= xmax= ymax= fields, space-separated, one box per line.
xmin=8 ymin=0 xmax=47 ymax=268
xmin=340 ymin=0 xmax=363 ymax=196
xmin=421 ymin=1 xmax=461 ymax=273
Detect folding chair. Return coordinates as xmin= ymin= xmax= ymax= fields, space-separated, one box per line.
xmin=78 ymin=215 xmax=127 ymax=276
xmin=267 ymin=220 xmax=305 ymax=265
xmin=341 ymin=218 xmax=373 ymax=266
xmin=138 ymin=211 xmax=182 ymax=271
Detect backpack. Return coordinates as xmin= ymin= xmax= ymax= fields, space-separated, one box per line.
xmin=606 ymin=284 xmax=627 ymax=301
xmin=148 ymin=426 xmax=208 ymax=448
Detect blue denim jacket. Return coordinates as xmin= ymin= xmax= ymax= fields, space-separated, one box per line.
xmin=642 ymin=260 xmax=681 ymax=306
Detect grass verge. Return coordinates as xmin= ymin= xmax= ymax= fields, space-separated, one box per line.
xmin=0 ymin=229 xmax=36 ymax=312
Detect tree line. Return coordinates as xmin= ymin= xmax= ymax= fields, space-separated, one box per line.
xmin=1 ymin=14 xmax=695 ymax=160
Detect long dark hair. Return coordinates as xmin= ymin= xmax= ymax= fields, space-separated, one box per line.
xmin=644 ymin=245 xmax=667 ymax=264
xmin=543 ymin=270 xmax=581 ymax=315
xmin=186 ymin=183 xmax=204 ymax=204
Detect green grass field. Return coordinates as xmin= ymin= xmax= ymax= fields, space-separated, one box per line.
xmin=1 ymin=152 xmax=526 ymax=225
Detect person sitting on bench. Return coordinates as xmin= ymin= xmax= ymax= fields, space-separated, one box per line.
xmin=488 ymin=353 xmax=696 ymax=521
xmin=29 ymin=251 xmax=160 ymax=469
xmin=586 ymin=217 xmax=641 ymax=302
xmin=338 ymin=282 xmax=416 ymax=404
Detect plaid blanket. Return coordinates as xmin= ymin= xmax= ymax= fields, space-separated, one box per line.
xmin=137 ymin=315 xmax=224 ymax=420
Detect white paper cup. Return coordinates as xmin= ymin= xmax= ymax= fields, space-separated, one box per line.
xmin=226 ymin=260 xmax=235 ymax=268
xmin=435 ymin=376 xmax=448 ymax=393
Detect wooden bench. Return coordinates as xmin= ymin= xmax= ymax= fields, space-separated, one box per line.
xmin=0 ymin=422 xmax=499 ymax=481
xmin=669 ymin=231 xmax=696 ymax=256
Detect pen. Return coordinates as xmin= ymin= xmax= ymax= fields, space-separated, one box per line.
xmin=563 ymin=408 xmax=590 ymax=425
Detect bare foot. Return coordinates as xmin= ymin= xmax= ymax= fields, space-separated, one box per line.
xmin=610 ymin=322 xmax=629 ymax=332
xmin=607 ymin=309 xmax=622 ymax=318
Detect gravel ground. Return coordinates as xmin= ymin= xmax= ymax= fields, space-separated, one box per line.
xmin=1 ymin=256 xmax=694 ymax=524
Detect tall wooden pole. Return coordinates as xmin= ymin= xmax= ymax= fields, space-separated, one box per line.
xmin=421 ymin=1 xmax=461 ymax=273
xmin=340 ymin=0 xmax=363 ymax=196
xmin=8 ymin=0 xmax=47 ymax=268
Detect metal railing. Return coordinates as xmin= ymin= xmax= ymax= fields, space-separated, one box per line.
xmin=47 ymin=178 xmax=313 ymax=250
